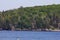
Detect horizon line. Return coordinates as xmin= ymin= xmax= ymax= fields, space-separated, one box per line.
xmin=0 ymin=4 xmax=60 ymax=12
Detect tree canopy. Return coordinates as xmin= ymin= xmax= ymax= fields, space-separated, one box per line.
xmin=0 ymin=4 xmax=60 ymax=31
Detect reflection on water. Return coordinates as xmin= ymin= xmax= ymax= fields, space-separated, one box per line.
xmin=0 ymin=31 xmax=60 ymax=40
xmin=17 ymin=37 xmax=20 ymax=40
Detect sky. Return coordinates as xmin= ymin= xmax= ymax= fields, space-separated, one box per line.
xmin=0 ymin=0 xmax=60 ymax=11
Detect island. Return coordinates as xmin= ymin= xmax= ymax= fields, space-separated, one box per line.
xmin=0 ymin=4 xmax=60 ymax=31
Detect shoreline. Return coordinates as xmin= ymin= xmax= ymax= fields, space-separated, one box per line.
xmin=0 ymin=29 xmax=60 ymax=32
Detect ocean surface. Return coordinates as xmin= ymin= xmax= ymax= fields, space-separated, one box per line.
xmin=0 ymin=31 xmax=60 ymax=40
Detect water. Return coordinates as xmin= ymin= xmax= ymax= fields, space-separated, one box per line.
xmin=0 ymin=31 xmax=60 ymax=40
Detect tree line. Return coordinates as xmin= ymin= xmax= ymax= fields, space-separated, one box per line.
xmin=0 ymin=4 xmax=60 ymax=31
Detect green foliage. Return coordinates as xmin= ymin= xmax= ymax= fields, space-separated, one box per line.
xmin=0 ymin=4 xmax=60 ymax=30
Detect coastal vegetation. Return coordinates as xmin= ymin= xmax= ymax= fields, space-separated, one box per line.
xmin=0 ymin=4 xmax=60 ymax=31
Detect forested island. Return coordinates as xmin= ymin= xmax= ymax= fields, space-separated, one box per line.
xmin=0 ymin=4 xmax=60 ymax=31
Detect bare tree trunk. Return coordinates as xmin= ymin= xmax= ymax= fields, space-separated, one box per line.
xmin=31 ymin=19 xmax=37 ymax=30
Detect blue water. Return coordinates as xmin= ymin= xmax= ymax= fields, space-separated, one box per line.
xmin=0 ymin=31 xmax=60 ymax=40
